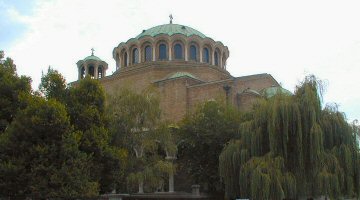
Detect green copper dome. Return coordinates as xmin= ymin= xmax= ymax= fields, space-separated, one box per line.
xmin=136 ymin=24 xmax=207 ymax=39
xmin=261 ymin=86 xmax=292 ymax=98
xmin=83 ymin=55 xmax=103 ymax=61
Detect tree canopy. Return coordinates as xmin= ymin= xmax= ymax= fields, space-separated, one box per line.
xmin=1 ymin=50 xmax=359 ymax=199
xmin=177 ymin=100 xmax=242 ymax=193
xmin=39 ymin=66 xmax=67 ymax=102
xmin=0 ymin=96 xmax=98 ymax=198
xmin=219 ymin=76 xmax=360 ymax=199
xmin=0 ymin=51 xmax=31 ymax=133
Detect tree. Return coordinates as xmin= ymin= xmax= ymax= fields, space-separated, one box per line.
xmin=107 ymin=87 xmax=164 ymax=193
xmin=219 ymin=75 xmax=360 ymax=199
xmin=67 ymin=76 xmax=107 ymax=131
xmin=0 ymin=96 xmax=98 ymax=198
xmin=177 ymin=100 xmax=242 ymax=193
xmin=39 ymin=66 xmax=67 ymax=102
xmin=66 ymin=76 xmax=123 ymax=193
xmin=0 ymin=50 xmax=31 ymax=133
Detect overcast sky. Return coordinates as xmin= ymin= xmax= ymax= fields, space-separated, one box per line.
xmin=1 ymin=0 xmax=359 ymax=121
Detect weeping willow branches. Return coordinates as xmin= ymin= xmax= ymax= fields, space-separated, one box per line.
xmin=220 ymin=76 xmax=360 ymax=199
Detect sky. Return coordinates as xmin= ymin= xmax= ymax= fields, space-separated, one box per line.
xmin=1 ymin=0 xmax=359 ymax=121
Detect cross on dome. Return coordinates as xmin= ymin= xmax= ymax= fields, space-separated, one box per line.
xmin=169 ymin=14 xmax=173 ymax=24
xmin=91 ymin=48 xmax=95 ymax=56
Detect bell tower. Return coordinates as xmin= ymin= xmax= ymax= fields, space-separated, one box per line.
xmin=76 ymin=48 xmax=108 ymax=80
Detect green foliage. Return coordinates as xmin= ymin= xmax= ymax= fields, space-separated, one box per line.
xmin=39 ymin=66 xmax=67 ymax=102
xmin=67 ymin=76 xmax=107 ymax=131
xmin=0 ymin=96 xmax=98 ymax=198
xmin=0 ymin=54 xmax=126 ymax=196
xmin=219 ymin=75 xmax=360 ymax=199
xmin=178 ymin=100 xmax=242 ymax=193
xmin=0 ymin=51 xmax=31 ymax=132
xmin=67 ymin=77 xmax=124 ymax=193
xmin=108 ymin=88 xmax=166 ymax=193
xmin=219 ymin=140 xmax=247 ymax=198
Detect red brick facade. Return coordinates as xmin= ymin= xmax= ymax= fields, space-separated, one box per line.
xmin=97 ymin=61 xmax=279 ymax=122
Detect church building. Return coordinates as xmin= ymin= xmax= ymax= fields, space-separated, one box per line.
xmin=75 ymin=19 xmax=290 ymax=122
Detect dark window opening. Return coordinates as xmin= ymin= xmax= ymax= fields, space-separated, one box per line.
xmin=159 ymin=44 xmax=167 ymax=60
xmin=132 ymin=48 xmax=139 ymax=64
xmin=124 ymin=52 xmax=128 ymax=67
xmin=190 ymin=45 xmax=197 ymax=61
xmin=203 ymin=48 xmax=209 ymax=63
xmin=88 ymin=66 xmax=94 ymax=78
xmin=145 ymin=45 xmax=152 ymax=61
xmin=215 ymin=51 xmax=219 ymax=66
xmin=98 ymin=66 xmax=103 ymax=78
xmin=174 ymin=44 xmax=183 ymax=59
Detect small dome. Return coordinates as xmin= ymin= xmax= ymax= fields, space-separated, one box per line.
xmin=83 ymin=55 xmax=103 ymax=61
xmin=261 ymin=86 xmax=292 ymax=98
xmin=136 ymin=24 xmax=207 ymax=39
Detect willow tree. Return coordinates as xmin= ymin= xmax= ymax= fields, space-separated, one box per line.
xmin=220 ymin=75 xmax=360 ymax=199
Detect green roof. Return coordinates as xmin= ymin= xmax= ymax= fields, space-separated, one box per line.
xmin=261 ymin=86 xmax=292 ymax=98
xmin=242 ymin=89 xmax=261 ymax=96
xmin=169 ymin=72 xmax=197 ymax=79
xmin=136 ymin=24 xmax=207 ymax=39
xmin=83 ymin=55 xmax=103 ymax=61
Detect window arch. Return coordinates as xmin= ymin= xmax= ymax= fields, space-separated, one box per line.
xmin=203 ymin=48 xmax=210 ymax=63
xmin=123 ymin=52 xmax=128 ymax=67
xmin=214 ymin=51 xmax=219 ymax=66
xmin=190 ymin=45 xmax=197 ymax=61
xmin=80 ymin=66 xmax=85 ymax=79
xmin=174 ymin=43 xmax=183 ymax=59
xmin=145 ymin=45 xmax=152 ymax=61
xmin=159 ymin=44 xmax=167 ymax=60
xmin=98 ymin=66 xmax=103 ymax=78
xmin=132 ymin=48 xmax=139 ymax=64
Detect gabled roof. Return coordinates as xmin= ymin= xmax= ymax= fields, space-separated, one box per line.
xmin=154 ymin=71 xmax=203 ymax=84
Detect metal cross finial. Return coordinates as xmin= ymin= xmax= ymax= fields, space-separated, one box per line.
xmin=91 ymin=48 xmax=95 ymax=56
xmin=169 ymin=14 xmax=173 ymax=24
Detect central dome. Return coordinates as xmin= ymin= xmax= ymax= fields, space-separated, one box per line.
xmin=113 ymin=22 xmax=229 ymax=72
xmin=136 ymin=24 xmax=207 ymax=39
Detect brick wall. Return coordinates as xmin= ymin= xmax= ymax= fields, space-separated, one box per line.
xmin=95 ymin=62 xmax=278 ymax=122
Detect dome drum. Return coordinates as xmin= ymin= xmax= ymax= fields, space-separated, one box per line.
xmin=113 ymin=24 xmax=229 ymax=71
xmin=77 ymin=54 xmax=108 ymax=80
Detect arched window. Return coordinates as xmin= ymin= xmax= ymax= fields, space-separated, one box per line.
xmin=132 ymin=48 xmax=139 ymax=64
xmin=203 ymin=48 xmax=209 ymax=63
xmin=88 ymin=66 xmax=94 ymax=78
xmin=98 ymin=66 xmax=103 ymax=78
xmin=124 ymin=52 xmax=128 ymax=67
xmin=145 ymin=45 xmax=152 ymax=61
xmin=214 ymin=51 xmax=219 ymax=66
xmin=174 ymin=44 xmax=183 ymax=59
xmin=190 ymin=45 xmax=197 ymax=61
xmin=159 ymin=44 xmax=167 ymax=60
xmin=81 ymin=66 xmax=85 ymax=79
